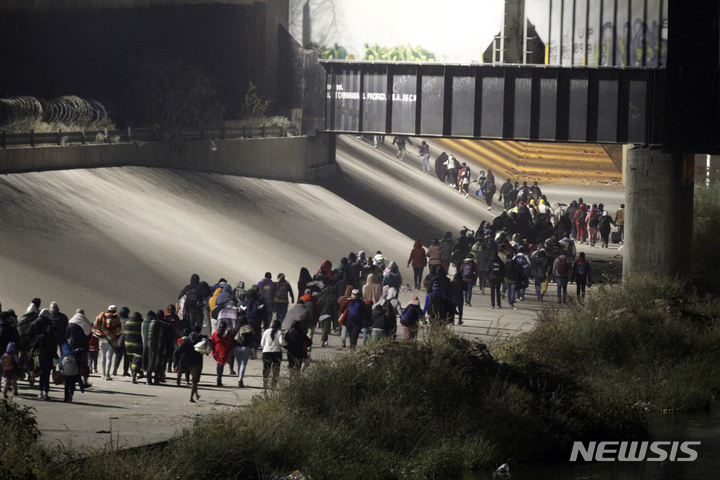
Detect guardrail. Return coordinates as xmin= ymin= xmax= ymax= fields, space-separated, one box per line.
xmin=0 ymin=125 xmax=300 ymax=148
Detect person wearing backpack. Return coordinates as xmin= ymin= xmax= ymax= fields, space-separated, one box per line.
xmin=339 ymin=289 xmax=369 ymax=349
xmin=400 ymin=295 xmax=422 ymax=341
xmin=487 ymin=252 xmax=506 ymax=309
xmin=553 ymin=253 xmax=570 ymax=304
xmin=407 ymin=239 xmax=428 ymax=290
xmin=175 ymin=325 xmax=206 ymax=402
xmin=59 ymin=342 xmax=83 ymax=402
xmin=460 ymin=254 xmax=478 ymax=307
xmin=285 ymin=319 xmax=312 ymax=372
xmin=2 ymin=341 xmax=20 ymax=398
xmin=571 ymin=252 xmax=592 ymax=303
xmin=574 ymin=204 xmax=587 ymax=243
xmin=530 ymin=249 xmax=550 ymax=302
xmin=178 ymin=274 xmax=211 ymax=331
xmin=423 ymin=283 xmax=455 ymax=327
xmin=503 ymin=254 xmax=519 ymax=309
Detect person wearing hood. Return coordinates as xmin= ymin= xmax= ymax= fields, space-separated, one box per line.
xmin=17 ymin=298 xmax=41 ymax=339
xmin=317 ymin=260 xmax=334 ymax=283
xmin=381 ymin=261 xmax=403 ymax=291
xmin=233 ymin=281 xmax=247 ymax=306
xmin=450 ymin=272 xmax=466 ymax=325
xmin=48 ymin=302 xmax=69 ymax=349
xmin=460 ymin=254 xmax=478 ymax=308
xmin=211 ymin=320 xmax=234 ymax=387
xmin=348 ymin=252 xmax=363 ymax=287
xmin=598 ymin=210 xmax=617 ymax=248
xmin=423 ymin=282 xmax=455 ymax=326
xmin=29 ymin=309 xmax=57 ymax=400
xmin=339 ymin=289 xmax=369 ymax=350
xmin=385 ymin=287 xmax=401 ymax=339
xmin=67 ymin=309 xmax=92 ymax=386
xmin=297 ymin=268 xmax=313 ymax=301
xmin=0 ymin=312 xmax=19 ymax=363
xmin=2 ymin=341 xmax=20 ymax=398
xmin=574 ymin=204 xmax=587 ymax=244
xmin=112 ymin=306 xmax=132 ymax=378
xmin=285 ymin=319 xmax=312 ymax=371
xmin=178 ymin=274 xmax=210 ymax=331
xmin=144 ymin=310 xmax=173 ymax=385
xmin=337 ymin=285 xmax=354 ymax=348
xmin=363 ymin=273 xmax=383 ymax=304
xmin=400 ymin=295 xmax=422 ymax=341
xmin=407 ymin=239 xmax=427 ymax=290
xmin=122 ymin=312 xmax=144 ymax=384
xmin=371 ymin=286 xmax=392 ymax=340
xmin=215 ymin=287 xmax=238 ymax=382
xmin=175 ymin=325 xmax=206 ymax=402
xmin=257 ymin=272 xmax=278 ymax=330
xmin=59 ymin=342 xmax=84 ymax=402
xmin=241 ymin=288 xmax=264 ymax=350
xmin=273 ymin=273 xmax=295 ymax=323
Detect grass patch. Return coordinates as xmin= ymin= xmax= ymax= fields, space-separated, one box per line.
xmin=502 ymin=276 xmax=720 ymax=414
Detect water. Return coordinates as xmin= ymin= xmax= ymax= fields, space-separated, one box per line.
xmin=469 ymin=410 xmax=720 ymax=480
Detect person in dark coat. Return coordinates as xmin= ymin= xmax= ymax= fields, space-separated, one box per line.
xmin=29 ymin=309 xmax=57 ymax=400
xmin=450 ymin=272 xmax=465 ymax=325
xmin=284 ymin=320 xmax=312 ymax=371
xmin=48 ymin=302 xmax=69 ymax=349
xmin=175 ymin=326 xmax=206 ymax=402
xmin=241 ymin=288 xmax=265 ymax=350
xmin=145 ymin=311 xmax=173 ymax=385
xmin=297 ymin=268 xmax=313 ymax=299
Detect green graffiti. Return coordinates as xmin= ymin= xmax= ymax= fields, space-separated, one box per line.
xmin=363 ymin=43 xmax=437 ymax=62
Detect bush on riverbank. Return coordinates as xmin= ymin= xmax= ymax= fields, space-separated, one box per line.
xmin=502 ymin=276 xmax=720 ymax=414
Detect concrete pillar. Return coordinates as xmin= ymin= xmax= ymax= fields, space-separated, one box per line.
xmin=624 ymin=147 xmax=694 ymax=277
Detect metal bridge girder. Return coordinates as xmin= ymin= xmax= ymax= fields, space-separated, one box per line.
xmin=322 ymin=62 xmax=664 ymax=146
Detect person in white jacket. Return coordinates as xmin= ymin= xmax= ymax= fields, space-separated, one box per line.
xmin=260 ymin=319 xmax=284 ymax=389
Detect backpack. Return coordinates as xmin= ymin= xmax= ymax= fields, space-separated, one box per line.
xmin=346 ymin=299 xmax=364 ymax=323
xmin=556 ymin=256 xmax=569 ymax=276
xmin=491 ymin=259 xmax=502 ymax=274
xmin=371 ymin=301 xmax=393 ymax=328
xmin=588 ymin=214 xmax=599 ymax=228
xmin=461 ymin=261 xmax=475 ymax=279
xmin=576 ymin=260 xmax=587 ymax=277
xmin=400 ymin=305 xmax=417 ymax=326
xmin=61 ymin=354 xmax=79 ymax=377
xmin=428 ymin=292 xmax=448 ymax=320
xmin=185 ymin=287 xmax=200 ymax=309
xmin=1 ymin=353 xmax=15 ymax=371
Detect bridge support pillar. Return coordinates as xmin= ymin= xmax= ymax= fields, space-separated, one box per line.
xmin=624 ymin=147 xmax=694 ymax=278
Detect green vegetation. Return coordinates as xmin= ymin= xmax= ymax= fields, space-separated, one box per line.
xmin=363 ymin=43 xmax=437 ymax=62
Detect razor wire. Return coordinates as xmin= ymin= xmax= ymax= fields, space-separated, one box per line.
xmin=0 ymin=95 xmax=111 ymax=131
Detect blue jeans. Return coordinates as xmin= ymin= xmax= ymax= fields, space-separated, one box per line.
xmin=465 ymin=281 xmax=474 ymax=305
xmin=506 ymin=283 xmax=517 ymax=306
xmin=556 ymin=277 xmax=568 ymax=302
xmin=234 ymin=346 xmax=252 ymax=381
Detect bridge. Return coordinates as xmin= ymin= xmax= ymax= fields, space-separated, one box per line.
xmin=318 ymin=0 xmax=720 ymax=278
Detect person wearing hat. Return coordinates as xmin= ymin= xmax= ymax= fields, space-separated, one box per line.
xmin=92 ymin=305 xmax=122 ymax=381
xmin=48 ymin=301 xmax=69 ymax=350
xmin=400 ymin=294 xmax=422 ymax=341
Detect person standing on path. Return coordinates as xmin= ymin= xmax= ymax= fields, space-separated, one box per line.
xmin=407 ymin=239 xmax=427 ymax=290
xmin=260 ymin=320 xmax=284 ymax=389
xmin=92 ymin=306 xmax=121 ymax=381
xmin=419 ymin=141 xmax=431 ymax=172
xmin=392 ymin=135 xmax=409 ymax=160
xmin=571 ymin=252 xmax=592 ymax=303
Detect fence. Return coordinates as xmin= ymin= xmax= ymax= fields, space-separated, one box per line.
xmin=0 ymin=125 xmax=300 ymax=148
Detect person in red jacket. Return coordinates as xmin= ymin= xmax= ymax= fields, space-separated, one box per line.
xmin=298 ymin=290 xmax=320 ymax=347
xmin=407 ymin=239 xmax=428 ymax=290
xmin=210 ymin=321 xmax=234 ymax=387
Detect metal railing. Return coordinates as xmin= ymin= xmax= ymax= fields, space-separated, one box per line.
xmin=0 ymin=124 xmax=300 ymax=148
